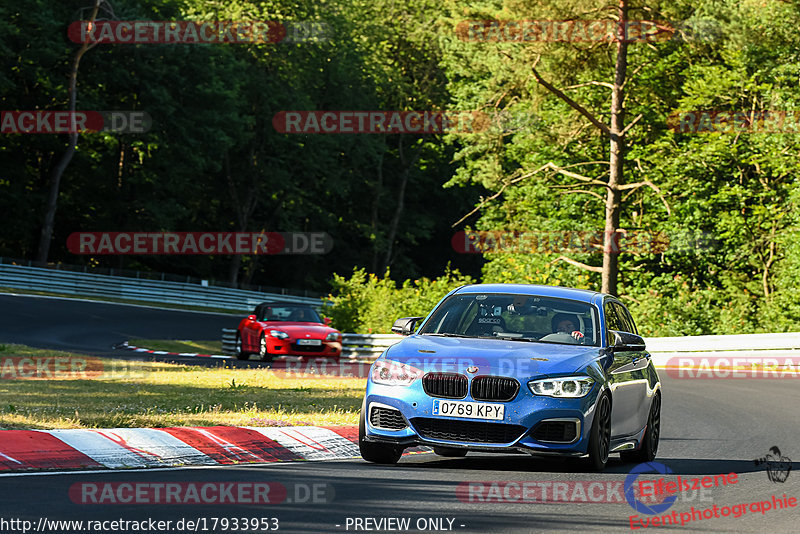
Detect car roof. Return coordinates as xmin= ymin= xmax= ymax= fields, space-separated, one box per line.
xmin=452 ymin=283 xmax=606 ymax=304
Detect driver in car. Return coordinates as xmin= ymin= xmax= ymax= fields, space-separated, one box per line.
xmin=289 ymin=309 xmax=308 ymax=321
xmin=551 ymin=313 xmax=585 ymax=341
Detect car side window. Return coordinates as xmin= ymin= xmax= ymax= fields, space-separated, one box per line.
xmin=604 ymin=301 xmax=623 ymax=345
xmin=614 ymin=302 xmax=638 ymax=335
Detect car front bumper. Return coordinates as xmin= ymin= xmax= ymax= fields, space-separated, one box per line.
xmin=363 ymin=381 xmax=603 ymax=456
xmin=266 ymin=339 xmax=342 ymax=357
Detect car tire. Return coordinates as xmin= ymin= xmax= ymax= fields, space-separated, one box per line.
xmin=433 ymin=447 xmax=467 ymax=457
xmin=587 ymin=391 xmax=611 ymax=471
xmin=621 ymin=392 xmax=660 ymax=463
xmin=258 ymin=333 xmax=274 ymax=363
xmin=235 ymin=332 xmax=249 ymax=361
xmin=358 ymin=402 xmax=402 ymax=464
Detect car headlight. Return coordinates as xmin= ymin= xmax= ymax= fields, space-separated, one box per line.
xmin=528 ymin=376 xmax=594 ymax=398
xmin=370 ymin=359 xmax=422 ymax=387
xmin=325 ymin=332 xmax=342 ymax=342
xmin=269 ymin=330 xmax=289 ymax=340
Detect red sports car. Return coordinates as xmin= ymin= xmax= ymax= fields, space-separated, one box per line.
xmin=236 ymin=302 xmax=342 ymax=361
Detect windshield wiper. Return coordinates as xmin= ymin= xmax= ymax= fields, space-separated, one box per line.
xmin=420 ymin=333 xmax=473 ymax=338
xmin=493 ymin=334 xmax=539 ymax=342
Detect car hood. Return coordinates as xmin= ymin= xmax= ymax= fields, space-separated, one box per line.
xmin=382 ymin=335 xmax=603 ymax=378
xmin=260 ymin=322 xmax=339 ymax=337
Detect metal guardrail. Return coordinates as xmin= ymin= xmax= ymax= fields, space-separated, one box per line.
xmin=221 ymin=329 xmax=800 ymax=366
xmin=340 ymin=334 xmax=403 ymax=359
xmin=0 ymin=263 xmax=323 ymax=312
xmin=645 ymin=332 xmax=800 ymax=366
xmin=221 ymin=329 xmax=238 ymax=353
xmin=0 ymin=256 xmax=323 ymax=297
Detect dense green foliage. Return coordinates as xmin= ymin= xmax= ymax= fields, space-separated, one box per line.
xmin=0 ymin=0 xmax=481 ymax=290
xmin=325 ymin=266 xmax=474 ymax=333
xmin=2 ymin=0 xmax=798 ymax=335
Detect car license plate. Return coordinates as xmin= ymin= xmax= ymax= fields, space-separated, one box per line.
xmin=297 ymin=339 xmax=322 ymax=346
xmin=432 ymin=399 xmax=504 ymax=421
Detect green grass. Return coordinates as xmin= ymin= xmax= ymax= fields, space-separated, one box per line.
xmin=128 ymin=338 xmax=223 ymax=354
xmin=0 ymin=344 xmax=364 ymax=430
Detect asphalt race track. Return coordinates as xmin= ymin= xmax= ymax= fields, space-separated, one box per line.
xmin=1 ymin=294 xmax=799 ymax=532
xmin=1 ymin=375 xmax=799 ymax=532
xmin=0 ymin=293 xmax=244 ymax=364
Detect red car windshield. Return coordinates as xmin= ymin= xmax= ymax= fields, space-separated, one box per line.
xmin=257 ymin=305 xmax=322 ymax=323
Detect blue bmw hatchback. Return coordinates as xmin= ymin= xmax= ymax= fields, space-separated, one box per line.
xmin=359 ymin=284 xmax=661 ymax=470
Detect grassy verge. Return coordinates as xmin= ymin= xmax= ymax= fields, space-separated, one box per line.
xmin=128 ymin=338 xmax=223 ymax=354
xmin=0 ymin=344 xmax=364 ymax=430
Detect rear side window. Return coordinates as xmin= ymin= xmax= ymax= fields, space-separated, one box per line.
xmin=604 ymin=301 xmax=623 ymax=345
xmin=614 ymin=303 xmax=638 ymax=335
xmin=604 ymin=302 xmax=623 ymax=331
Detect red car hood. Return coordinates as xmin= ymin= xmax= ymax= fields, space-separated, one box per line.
xmin=260 ymin=322 xmax=339 ymax=338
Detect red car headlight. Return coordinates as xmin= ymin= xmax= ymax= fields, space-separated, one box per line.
xmin=269 ymin=329 xmax=289 ymax=340
xmin=325 ymin=332 xmax=342 ymax=342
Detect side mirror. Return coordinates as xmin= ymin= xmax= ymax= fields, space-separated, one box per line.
xmin=323 ymin=317 xmax=332 ymax=326
xmin=608 ymin=330 xmax=646 ymax=352
xmin=247 ymin=315 xmax=257 ymax=321
xmin=391 ymin=316 xmax=423 ymax=336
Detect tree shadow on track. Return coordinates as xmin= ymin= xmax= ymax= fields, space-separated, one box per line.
xmin=396 ymin=453 xmax=793 ymax=476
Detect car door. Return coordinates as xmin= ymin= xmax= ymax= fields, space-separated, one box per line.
xmin=243 ymin=305 xmax=262 ymax=351
xmin=613 ymin=302 xmax=652 ymax=431
xmin=604 ymin=299 xmax=647 ymax=438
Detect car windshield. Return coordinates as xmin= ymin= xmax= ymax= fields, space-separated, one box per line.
xmin=258 ymin=305 xmax=321 ymax=323
xmin=417 ymin=292 xmax=600 ymax=346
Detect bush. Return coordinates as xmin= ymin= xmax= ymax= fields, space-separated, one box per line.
xmin=326 ymin=266 xmax=475 ymax=333
xmin=625 ymin=274 xmax=759 ymax=337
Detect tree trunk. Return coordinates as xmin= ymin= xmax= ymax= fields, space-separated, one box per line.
xmin=370 ymin=140 xmax=386 ymax=273
xmin=225 ymin=149 xmax=259 ymax=286
xmin=528 ymin=0 xmax=633 ymax=295
xmin=36 ymin=0 xmax=103 ymax=264
xmin=601 ymin=0 xmax=629 ymax=296
xmin=383 ymin=166 xmax=410 ymax=269
xmin=383 ymin=138 xmax=420 ymax=270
